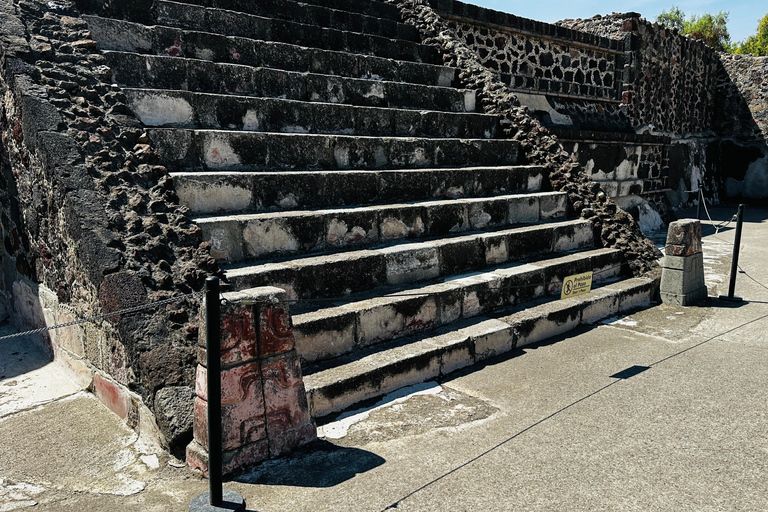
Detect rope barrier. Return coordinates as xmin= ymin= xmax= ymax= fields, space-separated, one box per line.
xmin=0 ymin=290 xmax=204 ymax=343
xmin=1 ymin=261 xmax=629 ymax=342
xmin=280 ymin=262 xmax=629 ymax=306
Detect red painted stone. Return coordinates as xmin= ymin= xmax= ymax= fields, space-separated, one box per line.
xmin=93 ymin=373 xmax=132 ymax=420
xmin=665 ymin=220 xmax=702 ymax=256
xmin=220 ymin=305 xmax=259 ymax=367
xmin=192 ymin=396 xmax=209 ymax=447
xmin=186 ymin=439 xmax=209 ymax=476
xmin=190 ymin=297 xmax=314 ymax=475
xmin=222 ymin=440 xmax=270 ymax=475
xmin=195 ymin=362 xmax=264 ymax=404
xmin=187 ymin=438 xmax=270 ymax=477
xmin=259 ymin=305 xmax=295 ymax=358
xmin=261 ymin=352 xmax=310 ymax=434
xmin=268 ymin=421 xmax=317 ymax=458
xmin=194 ymin=364 xmax=267 ymax=451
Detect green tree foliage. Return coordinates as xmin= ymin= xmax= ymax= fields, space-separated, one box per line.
xmin=733 ymin=14 xmax=768 ymax=56
xmin=657 ymin=6 xmax=685 ymax=32
xmin=656 ymin=7 xmax=732 ymax=52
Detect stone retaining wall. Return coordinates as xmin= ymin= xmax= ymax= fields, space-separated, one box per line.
xmin=0 ymin=0 xmax=219 ymax=456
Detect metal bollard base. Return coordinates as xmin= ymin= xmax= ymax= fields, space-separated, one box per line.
xmin=189 ymin=491 xmax=246 ymax=512
xmin=718 ymin=295 xmax=744 ymax=303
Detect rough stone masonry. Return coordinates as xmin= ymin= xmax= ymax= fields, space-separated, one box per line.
xmin=0 ymin=0 xmax=766 ymax=470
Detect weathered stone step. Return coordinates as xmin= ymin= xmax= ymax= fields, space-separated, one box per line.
xmin=172 ymin=166 xmax=548 ymax=215
xmin=304 ymin=275 xmax=657 ymax=418
xmin=268 ymin=0 xmax=403 ymax=19
xmin=224 ymin=219 xmax=595 ymax=299
xmin=148 ymin=129 xmax=519 ymax=172
xmin=292 ymin=247 xmax=622 ymax=364
xmin=197 ymin=192 xmax=569 ymax=263
xmin=105 ymin=52 xmax=475 ymax=113
xmin=86 ymin=17 xmax=456 ymax=87
xmin=155 ymin=1 xmax=434 ymax=62
xmin=123 ymin=89 xmax=498 ymax=139
xmin=155 ymin=0 xmax=419 ymax=42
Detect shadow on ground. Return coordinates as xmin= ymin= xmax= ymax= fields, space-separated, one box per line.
xmin=0 ymin=321 xmax=51 ymax=381
xmin=234 ymin=440 xmax=385 ymax=488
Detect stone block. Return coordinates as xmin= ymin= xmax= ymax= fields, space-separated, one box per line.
xmin=93 ymin=373 xmax=132 ymax=420
xmin=509 ymin=301 xmax=582 ymax=348
xmin=356 ymin=300 xmax=405 ymax=346
xmin=219 ymin=304 xmax=259 ymax=366
xmin=552 ymin=221 xmax=593 ymax=252
xmin=467 ymin=198 xmax=506 ymax=230
xmin=259 ymin=304 xmax=296 ymax=358
xmin=539 ymin=193 xmax=568 ymax=219
xmin=580 ymin=290 xmax=620 ymax=324
xmin=483 ymin=236 xmax=509 ymax=265
xmin=55 ymin=309 xmax=85 ymax=358
xmin=53 ymin=353 xmax=94 ymax=390
xmin=12 ymin=280 xmax=45 ymax=330
xmin=187 ymin=438 xmax=270 ymax=477
xmin=261 ymin=352 xmax=311 ymax=435
xmin=605 ymin=277 xmax=659 ymax=311
xmin=383 ymin=245 xmax=440 ymax=285
xmin=460 ymin=274 xmax=505 ymax=318
xmin=433 ymin=284 xmax=463 ymax=325
xmin=665 ymin=219 xmax=702 ymax=256
xmin=471 ymin=320 xmax=515 ymax=360
xmin=194 ymin=362 xmax=267 ymax=451
xmin=401 ymin=296 xmax=438 ymax=337
xmin=428 ymin=332 xmax=474 ymax=375
xmin=661 ymin=220 xmax=706 ymax=305
xmin=294 ymin=310 xmax=356 ymax=363
xmin=268 ymin=421 xmax=317 ymax=459
xmin=378 ymin=350 xmax=440 ymax=400
xmin=241 ymin=219 xmax=302 ymax=260
xmin=507 ymin=195 xmax=539 ymax=224
xmin=200 ymin=218 xmax=244 ymax=262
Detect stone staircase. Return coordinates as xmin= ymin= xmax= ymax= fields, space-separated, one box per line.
xmin=84 ymin=0 xmax=657 ymax=420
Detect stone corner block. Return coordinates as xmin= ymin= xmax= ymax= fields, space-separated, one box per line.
xmin=664 ymin=219 xmax=702 ymax=256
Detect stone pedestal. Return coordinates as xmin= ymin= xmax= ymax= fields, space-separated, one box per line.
xmin=186 ymin=287 xmax=316 ymax=476
xmin=660 ymin=219 xmax=708 ymax=306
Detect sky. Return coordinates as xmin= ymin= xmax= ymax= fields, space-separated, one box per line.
xmin=467 ymin=0 xmax=766 ymax=43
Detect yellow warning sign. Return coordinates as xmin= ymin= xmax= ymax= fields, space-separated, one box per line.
xmin=561 ymin=271 xmax=593 ymax=299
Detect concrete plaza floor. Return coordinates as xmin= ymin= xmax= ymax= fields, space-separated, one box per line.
xmin=1 ymin=204 xmax=767 ymax=511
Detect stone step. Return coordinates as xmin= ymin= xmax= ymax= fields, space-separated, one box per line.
xmin=86 ymin=17 xmax=456 ymax=87
xmin=104 ymin=52 xmax=475 ymax=113
xmin=303 ymin=275 xmax=658 ymax=418
xmin=291 ymin=247 xmax=622 ymax=364
xmin=155 ymin=0 xmax=419 ymax=42
xmin=292 ymin=247 xmax=623 ymax=365
xmin=170 ymin=0 xmax=403 ymax=27
xmin=123 ymin=89 xmax=499 ymax=139
xmin=197 ymin=192 xmax=569 ymax=263
xmin=154 ymin=1 xmax=434 ymax=62
xmin=147 ymin=129 xmax=519 ymax=172
xmin=224 ymin=219 xmax=595 ymax=299
xmin=172 ymin=166 xmax=548 ymax=215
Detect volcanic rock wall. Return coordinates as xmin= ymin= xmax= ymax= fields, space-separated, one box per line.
xmin=2 ymin=0 xmax=766 ymax=463
xmin=0 ymin=0 xmax=218 ymax=455
xmin=559 ymin=12 xmax=768 ymax=203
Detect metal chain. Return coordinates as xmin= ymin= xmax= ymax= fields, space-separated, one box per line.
xmin=0 ymin=290 xmax=204 ymax=343
xmin=0 ymin=263 xmax=635 ymax=341
xmin=282 ymin=263 xmax=628 ymax=305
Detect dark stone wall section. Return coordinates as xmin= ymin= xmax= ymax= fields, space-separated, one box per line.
xmin=388 ymin=0 xmax=662 ymax=275
xmin=0 ymin=0 xmax=219 ymax=454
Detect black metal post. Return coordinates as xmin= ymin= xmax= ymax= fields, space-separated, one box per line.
xmin=206 ymin=276 xmax=223 ymax=506
xmin=720 ymin=204 xmax=745 ymax=303
xmin=190 ymin=277 xmax=245 ymax=512
xmin=696 ymin=188 xmax=702 ymax=220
